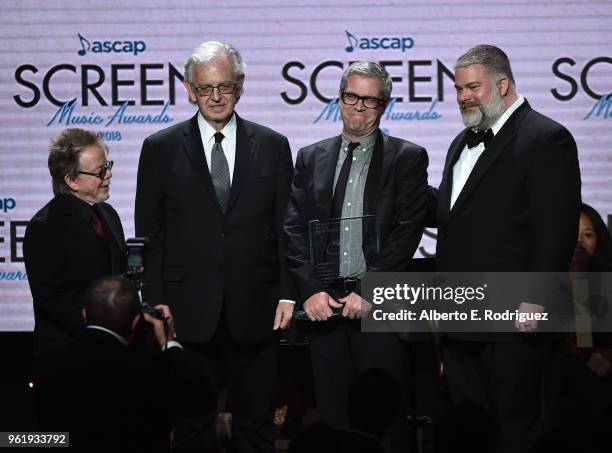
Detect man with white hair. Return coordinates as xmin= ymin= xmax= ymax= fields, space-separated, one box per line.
xmin=135 ymin=41 xmax=294 ymax=452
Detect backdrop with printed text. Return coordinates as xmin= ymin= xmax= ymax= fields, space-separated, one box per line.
xmin=1 ymin=0 xmax=610 ymax=330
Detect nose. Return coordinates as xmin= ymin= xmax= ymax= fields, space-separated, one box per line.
xmin=457 ymin=89 xmax=471 ymax=104
xmin=210 ymin=86 xmax=222 ymax=102
xmin=105 ymin=168 xmax=113 ymax=180
xmin=354 ymin=98 xmax=366 ymax=111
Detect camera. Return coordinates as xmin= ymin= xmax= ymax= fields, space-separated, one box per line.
xmin=124 ymin=237 xmax=163 ymax=320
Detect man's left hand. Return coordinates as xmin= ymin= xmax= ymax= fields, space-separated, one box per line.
xmin=515 ymin=302 xmax=544 ymax=333
xmin=273 ymin=301 xmax=294 ymax=330
xmin=338 ymin=292 xmax=372 ymax=319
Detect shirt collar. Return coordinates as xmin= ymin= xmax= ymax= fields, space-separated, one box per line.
xmin=65 ymin=194 xmax=97 ymax=223
xmin=86 ymin=325 xmax=129 ymax=346
xmin=490 ymin=95 xmax=524 ymax=136
xmin=341 ymin=130 xmax=377 ymax=154
xmin=198 ymin=112 xmax=237 ymax=145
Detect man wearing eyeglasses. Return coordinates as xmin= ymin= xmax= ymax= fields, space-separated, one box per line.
xmin=24 ymin=128 xmax=126 ymax=358
xmin=283 ymin=61 xmax=428 ymax=452
xmin=135 ymin=41 xmax=293 ymax=453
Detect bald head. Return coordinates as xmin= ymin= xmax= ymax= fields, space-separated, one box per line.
xmin=83 ymin=276 xmax=140 ymax=338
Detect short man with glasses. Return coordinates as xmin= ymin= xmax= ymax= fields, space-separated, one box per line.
xmin=24 ymin=128 xmax=125 ymax=358
xmin=135 ymin=41 xmax=293 ymax=453
xmin=284 ymin=61 xmax=428 ymax=452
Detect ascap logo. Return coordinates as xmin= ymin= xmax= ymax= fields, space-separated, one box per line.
xmin=77 ymin=33 xmax=146 ymax=57
xmin=0 ymin=197 xmax=16 ymax=213
xmin=345 ymin=30 xmax=414 ymax=53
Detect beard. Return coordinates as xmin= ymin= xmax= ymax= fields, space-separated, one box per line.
xmin=460 ymin=87 xmax=506 ymax=131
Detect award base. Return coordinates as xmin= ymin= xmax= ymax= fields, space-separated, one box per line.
xmin=293 ymin=307 xmax=343 ymax=320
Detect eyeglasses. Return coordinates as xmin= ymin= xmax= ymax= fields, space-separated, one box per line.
xmin=78 ymin=161 xmax=113 ymax=179
xmin=341 ymin=92 xmax=384 ymax=109
xmin=191 ymin=82 xmax=237 ymax=97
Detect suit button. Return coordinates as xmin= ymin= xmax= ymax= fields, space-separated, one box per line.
xmin=220 ymin=232 xmax=225 ymax=238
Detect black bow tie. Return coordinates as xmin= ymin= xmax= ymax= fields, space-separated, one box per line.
xmin=465 ymin=129 xmax=494 ymax=149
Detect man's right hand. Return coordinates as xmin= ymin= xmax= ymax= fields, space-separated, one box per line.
xmin=303 ymin=291 xmax=343 ymax=321
xmin=143 ymin=304 xmax=177 ymax=347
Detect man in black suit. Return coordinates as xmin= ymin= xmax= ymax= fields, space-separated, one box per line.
xmin=24 ymin=128 xmax=125 ymax=357
xmin=135 ymin=41 xmax=294 ymax=452
xmin=39 ymin=275 xmax=208 ymax=453
xmin=435 ymin=45 xmax=581 ymax=453
xmin=284 ymin=61 xmax=428 ymax=451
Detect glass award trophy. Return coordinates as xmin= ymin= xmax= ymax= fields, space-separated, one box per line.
xmin=294 ymin=215 xmax=377 ymax=321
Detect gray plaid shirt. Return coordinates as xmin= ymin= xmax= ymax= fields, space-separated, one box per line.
xmin=333 ymin=133 xmax=377 ymax=277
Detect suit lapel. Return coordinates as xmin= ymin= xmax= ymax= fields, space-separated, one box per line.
xmin=362 ymin=131 xmax=388 ymax=261
xmin=56 ymin=195 xmax=114 ymax=271
xmin=444 ymin=100 xmax=531 ymax=223
xmin=363 ymin=131 xmax=390 ymax=216
xmin=448 ymin=132 xmax=514 ymax=217
xmin=182 ymin=114 xmax=222 ymax=213
xmin=314 ymin=135 xmax=342 ymax=220
xmin=226 ymin=115 xmax=254 ymax=215
xmin=97 ymin=205 xmax=125 ymax=254
xmin=438 ymin=132 xmax=467 ymax=226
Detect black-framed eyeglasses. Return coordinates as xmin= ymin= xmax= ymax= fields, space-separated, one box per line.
xmin=341 ymin=92 xmax=384 ymax=109
xmin=191 ymin=82 xmax=237 ymax=97
xmin=78 ymin=161 xmax=113 ymax=179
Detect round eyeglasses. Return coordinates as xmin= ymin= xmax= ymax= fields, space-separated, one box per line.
xmin=78 ymin=161 xmax=113 ymax=179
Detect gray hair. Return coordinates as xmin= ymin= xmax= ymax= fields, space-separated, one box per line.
xmin=455 ymin=44 xmax=516 ymax=86
xmin=339 ymin=61 xmax=392 ymax=101
xmin=184 ymin=40 xmax=246 ymax=83
xmin=48 ymin=128 xmax=108 ymax=196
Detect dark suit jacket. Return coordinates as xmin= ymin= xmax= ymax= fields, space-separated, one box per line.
xmin=284 ymin=131 xmax=428 ymax=306
xmin=24 ymin=195 xmax=125 ymax=354
xmin=135 ymin=113 xmax=293 ymax=343
xmin=435 ymin=100 xmax=581 ymax=339
xmin=38 ymin=327 xmax=211 ymax=453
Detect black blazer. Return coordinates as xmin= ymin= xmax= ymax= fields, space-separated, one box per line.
xmin=284 ymin=131 xmax=428 ymax=305
xmin=135 ymin=114 xmax=293 ymax=343
xmin=38 ymin=328 xmax=212 ymax=453
xmin=24 ymin=195 xmax=125 ymax=354
xmin=435 ymin=100 xmax=581 ymax=338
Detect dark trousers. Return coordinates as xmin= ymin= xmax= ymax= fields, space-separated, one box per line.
xmin=309 ymin=320 xmax=416 ymax=453
xmin=173 ymin=315 xmax=278 ymax=453
xmin=442 ymin=338 xmax=562 ymax=453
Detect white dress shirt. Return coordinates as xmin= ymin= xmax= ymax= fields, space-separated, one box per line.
xmin=87 ymin=325 xmax=129 ymax=345
xmin=197 ymin=112 xmax=295 ymax=306
xmin=86 ymin=325 xmax=182 ymax=350
xmin=198 ymin=112 xmax=237 ymax=184
xmin=450 ymin=96 xmax=525 ymax=208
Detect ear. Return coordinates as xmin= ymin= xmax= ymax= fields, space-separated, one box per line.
xmin=498 ymin=78 xmax=510 ymax=97
xmin=123 ymin=314 xmax=141 ymax=345
xmin=381 ymin=97 xmax=391 ymax=112
xmin=235 ymin=75 xmax=245 ymax=102
xmin=184 ymin=80 xmax=197 ymax=104
xmin=130 ymin=313 xmax=141 ymax=333
xmin=65 ymin=173 xmax=79 ymax=192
